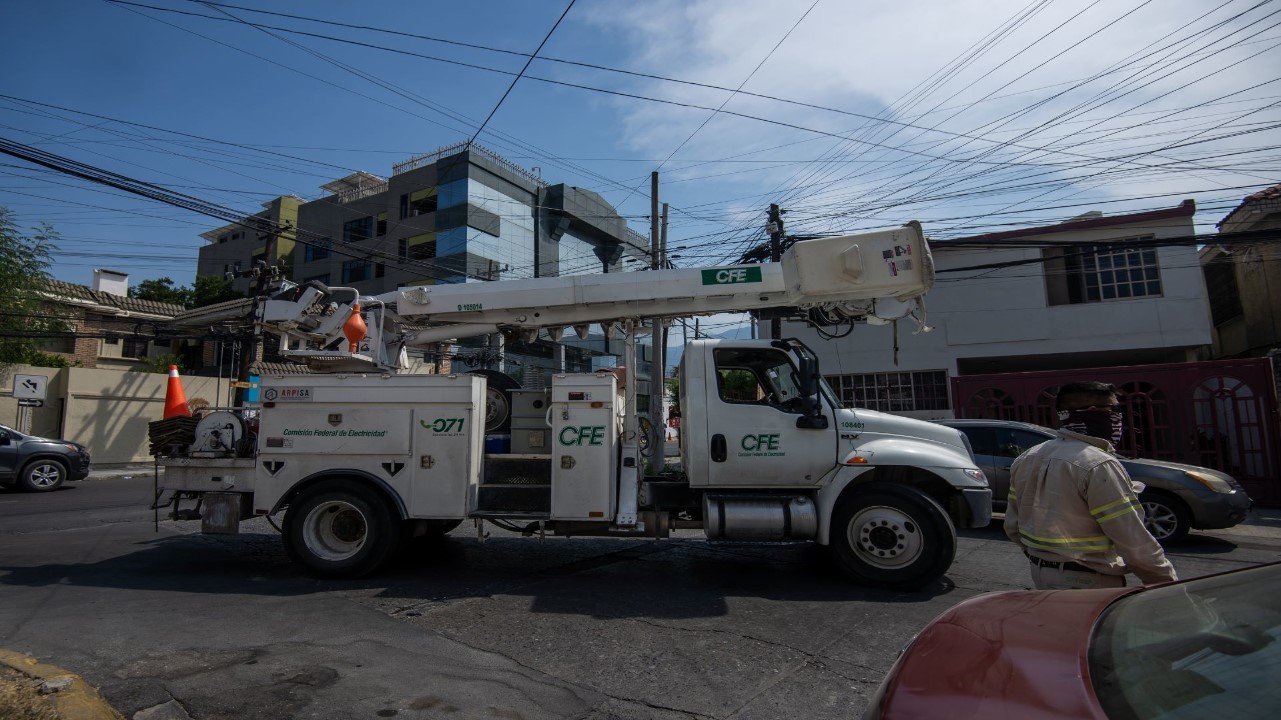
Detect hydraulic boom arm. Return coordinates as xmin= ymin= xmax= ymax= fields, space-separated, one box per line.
xmin=258 ymin=222 xmax=934 ymax=372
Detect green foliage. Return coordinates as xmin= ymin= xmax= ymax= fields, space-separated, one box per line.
xmin=190 ymin=275 xmax=243 ymax=308
xmin=129 ymin=275 xmax=243 ymax=310
xmin=0 ymin=207 xmax=69 ymax=367
xmin=130 ymin=277 xmax=188 ymax=305
xmin=132 ymin=354 xmax=184 ymax=374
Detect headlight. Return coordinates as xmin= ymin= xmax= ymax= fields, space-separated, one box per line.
xmin=963 ymin=468 xmax=987 ymax=485
xmin=1185 ymin=470 xmax=1233 ymax=494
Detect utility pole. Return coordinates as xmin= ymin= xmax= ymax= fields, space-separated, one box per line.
xmin=649 ymin=172 xmax=664 ymax=466
xmin=236 ymin=224 xmax=281 ymax=406
xmin=768 ymin=203 xmax=785 ymax=339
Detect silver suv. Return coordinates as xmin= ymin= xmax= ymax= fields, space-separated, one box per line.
xmin=938 ymin=419 xmax=1252 ymax=544
xmin=0 ymin=423 xmax=91 ymax=492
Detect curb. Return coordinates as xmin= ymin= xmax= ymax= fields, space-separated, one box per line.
xmin=0 ymin=649 xmax=124 ymax=720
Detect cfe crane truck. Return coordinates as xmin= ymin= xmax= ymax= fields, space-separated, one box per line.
xmin=157 ymin=222 xmax=990 ymax=590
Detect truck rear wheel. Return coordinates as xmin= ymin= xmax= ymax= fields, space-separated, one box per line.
xmin=283 ymin=481 xmax=401 ymax=578
xmin=830 ymin=482 xmax=956 ymax=591
xmin=468 ymin=370 xmax=520 ymax=433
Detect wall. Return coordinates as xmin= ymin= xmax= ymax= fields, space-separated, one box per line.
xmin=2 ymin=363 xmax=223 ymax=464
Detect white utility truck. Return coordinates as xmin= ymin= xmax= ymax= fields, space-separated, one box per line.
xmin=157 ymin=222 xmax=990 ymax=589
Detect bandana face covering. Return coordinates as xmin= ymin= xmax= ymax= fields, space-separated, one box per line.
xmin=1058 ymin=408 xmax=1123 ymax=447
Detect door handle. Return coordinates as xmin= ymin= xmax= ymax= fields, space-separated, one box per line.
xmin=711 ymin=434 xmax=727 ymax=463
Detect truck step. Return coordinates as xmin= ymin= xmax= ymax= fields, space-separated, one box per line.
xmin=476 ymin=484 xmax=550 ymax=513
xmin=469 ymin=511 xmax=551 ymax=520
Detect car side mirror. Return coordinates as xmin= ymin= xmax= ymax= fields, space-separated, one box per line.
xmin=0 ymin=435 xmax=10 ymax=446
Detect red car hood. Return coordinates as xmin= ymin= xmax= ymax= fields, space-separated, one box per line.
xmin=875 ymin=587 xmax=1137 ymax=720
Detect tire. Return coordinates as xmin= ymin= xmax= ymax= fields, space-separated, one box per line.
xmin=19 ymin=459 xmax=67 ymax=492
xmin=1140 ymin=491 xmax=1190 ymax=545
xmin=468 ymin=370 xmax=521 ymax=434
xmin=830 ymin=482 xmax=957 ymax=591
xmin=282 ymin=480 xmax=401 ymax=578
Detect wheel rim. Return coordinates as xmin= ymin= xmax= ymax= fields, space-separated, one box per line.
xmin=302 ymin=500 xmax=367 ymax=561
xmin=1142 ymin=501 xmax=1178 ymax=540
xmin=29 ymin=463 xmax=63 ymax=489
xmin=485 ymin=388 xmax=510 ymax=427
xmin=846 ymin=505 xmax=924 ymax=569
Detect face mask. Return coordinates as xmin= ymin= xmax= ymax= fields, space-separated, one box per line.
xmin=1058 ymin=408 xmax=1123 ymax=447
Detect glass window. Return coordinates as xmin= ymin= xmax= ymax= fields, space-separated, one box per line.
xmin=408 ymin=188 xmax=437 ymax=216
xmin=826 ymin=370 xmax=949 ymax=411
xmin=342 ymin=216 xmax=373 ymax=244
xmin=438 ymin=179 xmax=468 ymax=209
xmin=342 ymin=260 xmax=371 ymax=284
xmin=714 ymin=348 xmax=807 ymax=413
xmin=1057 ymin=238 xmax=1163 ymax=304
xmin=304 ymin=239 xmax=331 ymax=263
xmin=1090 ymin=563 xmax=1281 ymax=719
xmin=376 ymin=211 xmax=387 ymax=237
xmin=405 ymin=233 xmax=436 ymax=261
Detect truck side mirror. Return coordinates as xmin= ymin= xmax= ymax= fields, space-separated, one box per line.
xmin=795 ymin=355 xmax=828 ymax=430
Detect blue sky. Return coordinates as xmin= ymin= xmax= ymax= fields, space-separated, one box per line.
xmin=3 ymin=0 xmax=1278 ymax=336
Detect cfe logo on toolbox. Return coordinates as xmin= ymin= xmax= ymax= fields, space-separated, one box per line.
xmin=701 ymin=266 xmax=762 ymax=285
xmin=559 ymin=425 xmax=605 ymax=446
xmin=739 ymin=433 xmax=784 ymax=457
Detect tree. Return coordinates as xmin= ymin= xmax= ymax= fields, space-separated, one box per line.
xmin=189 ymin=275 xmax=243 ymax=308
xmin=129 ymin=275 xmax=243 ymax=310
xmin=130 ymin=277 xmax=190 ymax=306
xmin=0 ymin=207 xmax=69 ymax=367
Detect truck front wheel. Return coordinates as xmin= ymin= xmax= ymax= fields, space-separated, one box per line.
xmin=830 ymin=482 xmax=956 ymax=591
xmin=283 ymin=481 xmax=400 ymax=578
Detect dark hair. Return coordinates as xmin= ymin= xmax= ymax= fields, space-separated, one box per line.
xmin=1056 ymin=381 xmax=1119 ymax=411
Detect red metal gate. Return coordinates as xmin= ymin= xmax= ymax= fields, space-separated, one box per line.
xmin=952 ymin=359 xmax=1281 ymax=506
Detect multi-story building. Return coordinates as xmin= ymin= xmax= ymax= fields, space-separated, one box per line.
xmin=195 ymin=143 xmax=655 ymax=399
xmin=1201 ymin=183 xmax=1281 ymax=359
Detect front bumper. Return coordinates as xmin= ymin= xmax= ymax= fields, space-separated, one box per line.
xmin=958 ymin=487 xmax=993 ymax=528
xmin=1192 ymin=488 xmax=1252 ymax=530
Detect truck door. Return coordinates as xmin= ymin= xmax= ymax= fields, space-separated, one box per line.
xmin=699 ymin=346 xmax=836 ymax=487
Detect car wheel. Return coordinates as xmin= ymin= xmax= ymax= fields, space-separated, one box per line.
xmin=468 ymin=370 xmax=520 ymax=434
xmin=1140 ymin=491 xmax=1190 ymax=545
xmin=283 ymin=480 xmax=401 ymax=578
xmin=831 ymin=482 xmax=957 ymax=591
xmin=19 ymin=459 xmax=67 ymax=492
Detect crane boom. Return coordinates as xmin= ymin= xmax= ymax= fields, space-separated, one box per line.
xmin=258 ymin=222 xmax=933 ymax=372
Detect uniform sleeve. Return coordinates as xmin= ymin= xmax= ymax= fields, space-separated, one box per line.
xmin=1085 ymin=460 xmax=1178 ymax=584
xmin=1003 ymin=455 xmax=1025 ymax=548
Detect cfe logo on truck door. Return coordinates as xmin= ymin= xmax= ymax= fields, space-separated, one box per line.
xmin=739 ymin=433 xmax=784 ymax=457
xmin=559 ymin=426 xmax=606 ymax=446
xmin=701 ymin=267 xmax=762 ymax=285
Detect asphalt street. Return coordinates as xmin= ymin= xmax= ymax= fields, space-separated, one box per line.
xmin=1 ymin=470 xmax=1278 ymax=720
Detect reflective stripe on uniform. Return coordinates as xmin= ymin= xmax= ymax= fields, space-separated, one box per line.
xmin=1091 ymin=496 xmax=1139 ymax=523
xmin=1018 ymin=530 xmax=1114 ymax=553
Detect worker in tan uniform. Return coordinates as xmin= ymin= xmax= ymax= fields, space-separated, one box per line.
xmin=1005 ymin=381 xmax=1177 ymax=590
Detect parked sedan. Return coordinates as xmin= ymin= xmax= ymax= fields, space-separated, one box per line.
xmin=938 ymin=419 xmax=1251 ymax=544
xmin=863 ymin=561 xmax=1281 ymax=720
xmin=0 ymin=423 xmax=91 ymax=492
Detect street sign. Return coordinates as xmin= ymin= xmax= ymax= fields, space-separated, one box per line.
xmin=229 ymin=381 xmax=254 ymax=389
xmin=13 ymin=374 xmax=48 ymax=401
xmin=17 ymin=398 xmax=43 ymax=408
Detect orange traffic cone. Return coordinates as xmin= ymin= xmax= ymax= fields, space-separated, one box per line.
xmin=163 ymin=365 xmax=191 ymax=419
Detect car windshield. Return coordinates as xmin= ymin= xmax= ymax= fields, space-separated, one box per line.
xmin=1089 ymin=563 xmax=1281 ymax=719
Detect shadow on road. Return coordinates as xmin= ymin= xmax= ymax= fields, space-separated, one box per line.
xmin=0 ymin=528 xmax=962 ymax=619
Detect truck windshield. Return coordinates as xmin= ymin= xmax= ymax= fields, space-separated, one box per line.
xmin=818 ymin=377 xmax=843 ymax=409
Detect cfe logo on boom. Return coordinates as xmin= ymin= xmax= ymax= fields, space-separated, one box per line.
xmin=701 ymin=266 xmax=763 ymax=285
xmin=739 ymin=433 xmax=784 ymax=457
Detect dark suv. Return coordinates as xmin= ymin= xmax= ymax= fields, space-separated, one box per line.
xmin=937 ymin=419 xmax=1252 ymax=544
xmin=0 ymin=423 xmax=91 ymax=492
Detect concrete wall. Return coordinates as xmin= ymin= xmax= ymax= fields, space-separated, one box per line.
xmin=2 ymin=363 xmax=223 ymax=464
